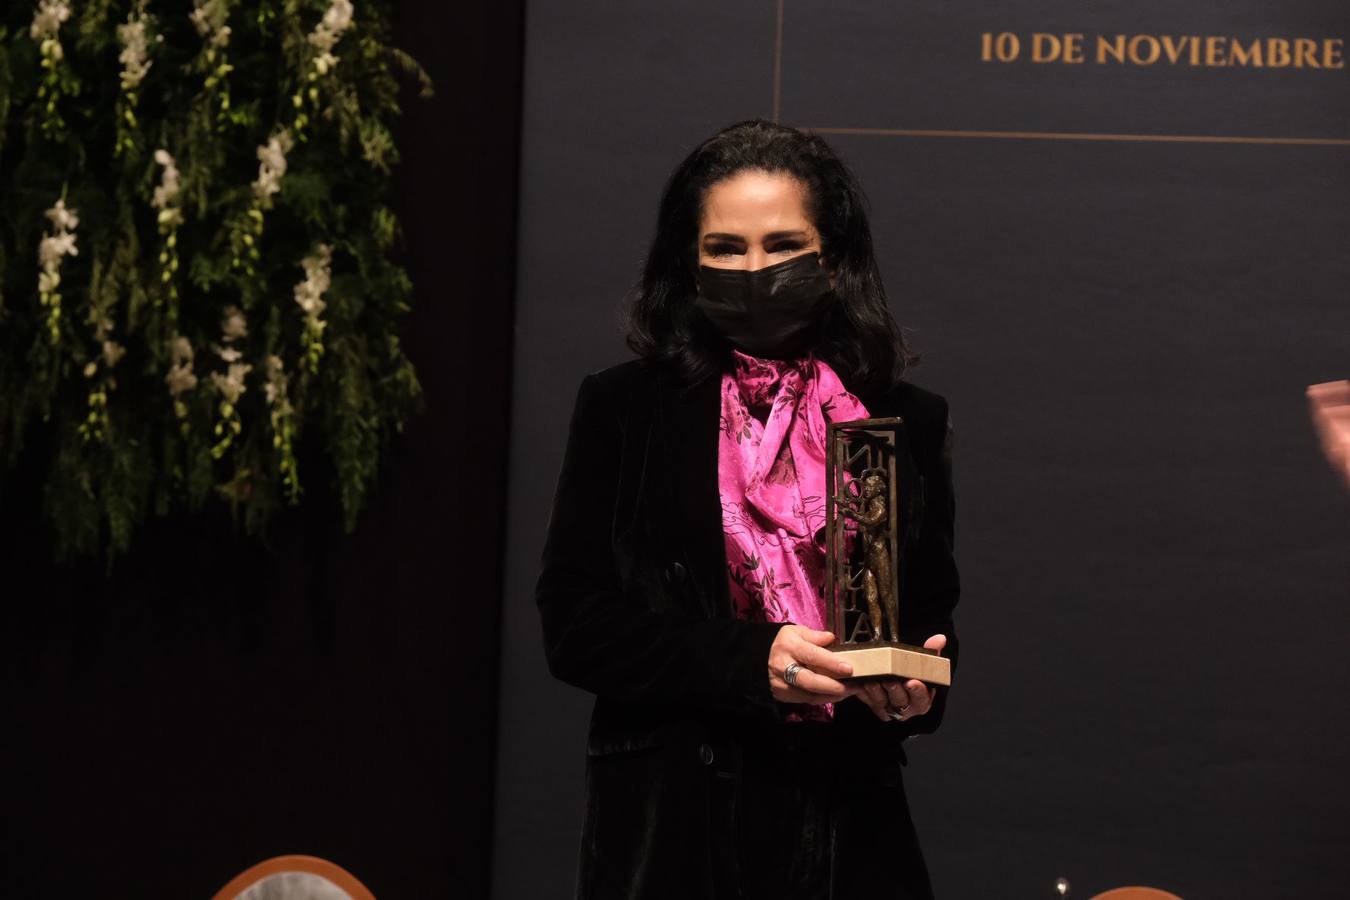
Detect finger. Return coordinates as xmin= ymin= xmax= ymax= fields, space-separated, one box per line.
xmin=769 ymin=659 xmax=849 ymax=694
xmin=841 ymin=685 xmax=895 ymax=719
xmin=793 ymin=668 xmax=852 ymax=697
xmin=770 ymin=679 xmax=850 ymax=704
xmin=796 ymin=628 xmax=837 ymax=647
xmin=862 ymin=682 xmax=888 ymax=706
xmin=850 ymin=681 xmax=880 ymax=708
xmin=780 ymin=686 xmax=850 ymax=704
xmin=790 ymin=639 xmax=854 ymax=677
xmin=860 ymin=682 xmax=891 ymax=721
xmin=773 ymin=675 xmax=852 ymax=702
xmin=883 ymin=679 xmax=913 ymax=711
xmin=1312 ymin=404 xmax=1350 ymax=433
xmin=923 ymin=633 xmax=947 ymax=654
xmin=1307 ymin=380 xmax=1350 ymax=404
xmin=902 ymin=679 xmax=932 ymax=715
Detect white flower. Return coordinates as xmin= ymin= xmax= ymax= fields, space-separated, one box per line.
xmin=45 ymin=198 xmax=79 ymax=232
xmin=171 ymin=335 xmax=195 ymax=367
xmin=210 ymin=362 xmax=252 ymax=405
xmin=166 ymin=336 xmax=199 ymax=397
xmin=264 ymin=354 xmax=292 ymax=411
xmin=190 ymin=0 xmax=232 ymax=49
xmin=293 ymin=244 xmax=333 ymax=317
xmin=220 ymin=304 xmax=248 ymax=342
xmin=152 ymin=149 xmax=181 ymax=210
xmin=166 ymin=364 xmax=198 ymax=396
xmin=117 ymin=12 xmax=153 ymax=91
xmin=37 ymin=198 xmax=79 ymax=295
xmin=308 ymin=0 xmax=354 ymax=74
xmin=252 ymin=129 xmax=294 ymax=201
xmin=38 ymin=232 xmax=77 ymax=269
xmin=308 ymin=0 xmax=354 ymax=54
xmin=102 ymin=340 xmax=126 ymax=368
xmin=30 ymin=0 xmax=71 ymax=42
xmin=212 ymin=304 xmax=249 ymax=364
xmin=321 ymin=0 xmax=354 ymax=35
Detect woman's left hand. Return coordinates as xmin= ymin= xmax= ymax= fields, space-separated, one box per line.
xmin=848 ymin=633 xmax=947 ymax=722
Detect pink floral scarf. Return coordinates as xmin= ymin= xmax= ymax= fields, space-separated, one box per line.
xmin=717 ymin=349 xmax=870 ymax=719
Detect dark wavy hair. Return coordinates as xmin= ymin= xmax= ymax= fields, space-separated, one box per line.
xmin=624 ymin=118 xmax=916 ymax=396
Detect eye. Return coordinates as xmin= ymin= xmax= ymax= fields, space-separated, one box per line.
xmin=706 ymin=243 xmax=741 ymax=258
xmin=771 ymin=241 xmax=805 ymax=254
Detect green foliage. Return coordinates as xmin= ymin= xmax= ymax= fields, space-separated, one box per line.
xmin=0 ymin=0 xmax=431 ymax=560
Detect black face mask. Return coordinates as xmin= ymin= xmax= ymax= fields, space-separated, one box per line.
xmin=693 ymin=251 xmax=833 ymax=360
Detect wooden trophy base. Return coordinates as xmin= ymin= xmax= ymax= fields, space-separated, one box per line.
xmin=834 ymin=644 xmax=951 ymax=686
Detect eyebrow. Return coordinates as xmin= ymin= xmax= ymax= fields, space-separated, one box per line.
xmin=701 ymin=230 xmax=809 ymax=243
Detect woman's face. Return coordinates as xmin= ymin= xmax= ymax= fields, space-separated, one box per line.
xmin=697 ymin=169 xmax=831 ymax=283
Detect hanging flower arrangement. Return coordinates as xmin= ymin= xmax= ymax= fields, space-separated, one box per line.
xmin=0 ymin=0 xmax=434 ymax=559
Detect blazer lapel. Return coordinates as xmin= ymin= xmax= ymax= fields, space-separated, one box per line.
xmin=656 ymin=368 xmax=731 ymax=620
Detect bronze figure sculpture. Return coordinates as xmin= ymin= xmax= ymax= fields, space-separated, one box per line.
xmin=824 ymin=417 xmax=951 ymax=686
xmin=837 ymin=467 xmax=899 ymax=644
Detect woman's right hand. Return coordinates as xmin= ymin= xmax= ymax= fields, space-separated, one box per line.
xmin=767 ymin=625 xmax=855 ymax=704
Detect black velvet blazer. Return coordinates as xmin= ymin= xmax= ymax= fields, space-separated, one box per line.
xmin=535 ymin=357 xmax=960 ymax=898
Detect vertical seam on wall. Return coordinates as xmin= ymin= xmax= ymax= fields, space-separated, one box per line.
xmin=773 ymin=0 xmax=784 ymax=121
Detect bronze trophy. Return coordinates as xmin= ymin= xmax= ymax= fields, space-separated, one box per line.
xmin=824 ymin=417 xmax=951 ymax=686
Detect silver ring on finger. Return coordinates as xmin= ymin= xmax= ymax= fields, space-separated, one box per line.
xmin=783 ymin=662 xmax=804 ymax=687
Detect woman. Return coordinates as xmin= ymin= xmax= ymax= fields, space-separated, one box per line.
xmin=536 ymin=119 xmax=959 ymax=899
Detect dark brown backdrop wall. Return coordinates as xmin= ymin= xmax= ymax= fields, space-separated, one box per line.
xmin=495 ymin=2 xmax=1350 ymax=898
xmin=1 ymin=1 xmax=522 ymax=897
